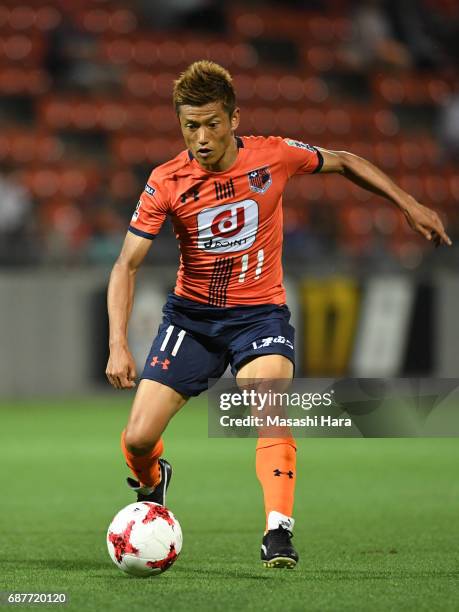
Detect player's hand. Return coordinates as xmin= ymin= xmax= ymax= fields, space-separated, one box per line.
xmin=106 ymin=344 xmax=137 ymax=390
xmin=402 ymin=199 xmax=452 ymax=247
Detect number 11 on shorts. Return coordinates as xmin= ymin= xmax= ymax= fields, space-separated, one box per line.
xmin=160 ymin=325 xmax=186 ymax=356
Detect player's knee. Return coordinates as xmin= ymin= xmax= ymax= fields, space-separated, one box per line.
xmin=124 ymin=428 xmax=157 ymax=456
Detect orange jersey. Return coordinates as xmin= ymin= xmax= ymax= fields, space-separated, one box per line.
xmin=129 ymin=135 xmax=322 ymax=307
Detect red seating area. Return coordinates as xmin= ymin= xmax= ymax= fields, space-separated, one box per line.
xmin=0 ymin=0 xmax=457 ymax=262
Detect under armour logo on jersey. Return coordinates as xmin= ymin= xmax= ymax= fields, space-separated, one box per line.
xmin=150 ymin=356 xmax=170 ymax=370
xmin=214 ymin=178 xmax=235 ymax=200
xmin=180 ymin=188 xmax=199 ymax=203
xmin=273 ymin=469 xmax=294 ymax=479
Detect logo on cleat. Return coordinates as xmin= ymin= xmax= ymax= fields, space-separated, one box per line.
xmin=273 ymin=469 xmax=294 ymax=479
xmin=151 ymin=356 xmax=170 ymax=370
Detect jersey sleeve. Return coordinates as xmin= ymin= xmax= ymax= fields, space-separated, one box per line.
xmin=279 ymin=138 xmax=324 ymax=178
xmin=128 ymin=170 xmax=170 ymax=239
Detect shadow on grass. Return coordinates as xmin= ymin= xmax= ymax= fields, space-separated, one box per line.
xmin=173 ymin=566 xmax=273 ymax=580
xmin=3 ymin=559 xmax=109 ymax=571
xmin=89 ymin=566 xmax=275 ymax=582
xmin=304 ymin=569 xmax=459 ymax=581
xmin=6 ymin=560 xmax=457 ymax=582
xmin=4 ymin=559 xmax=272 ymax=582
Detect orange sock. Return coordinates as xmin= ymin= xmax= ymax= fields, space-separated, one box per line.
xmin=256 ymin=437 xmax=296 ymax=529
xmin=120 ymin=430 xmax=164 ymax=488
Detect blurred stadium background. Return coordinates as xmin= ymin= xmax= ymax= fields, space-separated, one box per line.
xmin=0 ymin=0 xmax=458 ymax=396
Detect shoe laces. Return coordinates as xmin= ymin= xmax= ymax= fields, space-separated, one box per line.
xmin=269 ymin=527 xmax=293 ymax=546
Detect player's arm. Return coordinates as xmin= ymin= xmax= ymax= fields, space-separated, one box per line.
xmin=317 ymin=148 xmax=452 ymax=247
xmin=106 ymin=232 xmax=153 ymax=390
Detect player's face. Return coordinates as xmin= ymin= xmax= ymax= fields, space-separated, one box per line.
xmin=178 ymin=101 xmax=240 ymax=172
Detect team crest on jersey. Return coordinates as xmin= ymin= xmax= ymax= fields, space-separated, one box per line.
xmin=284 ymin=139 xmax=316 ymax=153
xmin=247 ymin=166 xmax=272 ymax=194
xmin=144 ymin=183 xmax=155 ymax=196
xmin=132 ymin=199 xmax=141 ymax=222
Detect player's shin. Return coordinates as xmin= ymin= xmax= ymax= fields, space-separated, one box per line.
xmin=256 ymin=437 xmax=296 ymax=531
xmin=121 ymin=429 xmax=164 ymax=488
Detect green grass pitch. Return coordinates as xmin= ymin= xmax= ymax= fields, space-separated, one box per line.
xmin=1 ymin=396 xmax=458 ymax=611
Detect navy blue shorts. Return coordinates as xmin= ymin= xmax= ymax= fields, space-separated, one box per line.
xmin=140 ymin=293 xmax=295 ymax=397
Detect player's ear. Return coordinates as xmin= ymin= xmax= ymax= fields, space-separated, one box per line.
xmin=231 ymin=107 xmax=240 ymax=132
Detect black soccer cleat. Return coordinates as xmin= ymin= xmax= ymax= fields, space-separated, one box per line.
xmin=126 ymin=458 xmax=173 ymax=506
xmin=261 ymin=527 xmax=299 ymax=569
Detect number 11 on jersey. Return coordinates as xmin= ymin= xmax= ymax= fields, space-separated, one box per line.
xmin=239 ymin=249 xmax=264 ymax=283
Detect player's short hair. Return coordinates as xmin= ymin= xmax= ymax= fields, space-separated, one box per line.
xmin=173 ymin=60 xmax=236 ymax=116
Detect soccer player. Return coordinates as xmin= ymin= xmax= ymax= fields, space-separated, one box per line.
xmin=106 ymin=61 xmax=451 ymax=568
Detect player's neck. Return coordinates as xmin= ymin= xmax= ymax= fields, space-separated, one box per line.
xmin=198 ymin=136 xmax=239 ymax=173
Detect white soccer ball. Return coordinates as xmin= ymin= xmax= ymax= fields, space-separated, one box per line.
xmin=106 ymin=502 xmax=183 ymax=577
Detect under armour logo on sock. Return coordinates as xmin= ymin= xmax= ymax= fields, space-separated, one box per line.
xmin=273 ymin=469 xmax=294 ymax=479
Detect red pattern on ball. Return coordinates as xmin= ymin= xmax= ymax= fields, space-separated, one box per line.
xmin=108 ymin=520 xmax=139 ymax=564
xmin=142 ymin=502 xmax=175 ymax=526
xmin=146 ymin=543 xmax=178 ymax=572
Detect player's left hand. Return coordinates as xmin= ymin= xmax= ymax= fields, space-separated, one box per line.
xmin=402 ymin=199 xmax=452 ymax=247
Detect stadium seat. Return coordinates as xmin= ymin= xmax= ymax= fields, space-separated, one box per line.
xmin=307 ymin=16 xmax=334 ymax=44
xmin=80 ymin=8 xmax=137 ymax=35
xmin=109 ymin=169 xmax=138 ymax=199
xmin=232 ymin=43 xmax=258 ymax=69
xmin=278 ymin=75 xmax=304 ymax=102
xmin=297 ymin=174 xmax=325 ymax=201
xmin=324 ymin=174 xmax=350 ymax=200
xmin=0 ymin=132 xmax=62 ymax=164
xmin=72 ymin=102 xmax=99 ymax=129
xmin=149 ymin=105 xmax=177 ymax=133
xmin=398 ymin=141 xmax=426 ymax=170
xmin=448 ymin=175 xmax=459 ymax=200
xmin=125 ymin=71 xmax=155 ymax=97
xmin=373 ymin=110 xmax=400 ymax=137
xmin=255 ymin=75 xmax=280 ymax=102
xmin=103 ymin=38 xmax=133 ymax=64
xmin=304 ymin=46 xmax=335 ymax=72
xmin=112 ymin=135 xmax=147 ymax=164
xmin=303 ymin=77 xmax=329 ymax=103
xmin=126 ymin=102 xmax=151 ymax=130
xmin=276 ymin=108 xmax=302 ymax=134
xmin=0 ymin=34 xmax=44 ymax=65
xmin=0 ymin=67 xmax=49 ymax=94
xmin=398 ymin=174 xmax=425 ymax=202
xmin=423 ymin=175 xmax=449 ymax=203
xmin=154 ymin=72 xmax=175 ymax=99
xmin=232 ymin=74 xmax=256 ymax=100
xmin=6 ymin=5 xmax=35 ymax=31
xmin=325 ymin=109 xmax=351 ymax=136
xmin=374 ymin=141 xmax=400 ymax=170
xmin=249 ymin=107 xmax=277 ymax=133
xmin=301 ymin=109 xmax=326 ymax=136
xmin=157 ymin=41 xmax=184 ymax=67
xmin=99 ymin=102 xmax=128 ymax=130
xmin=339 ymin=204 xmax=373 ymax=254
xmin=35 ymin=6 xmax=61 ymax=31
xmin=132 ymin=39 xmax=158 ymax=67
